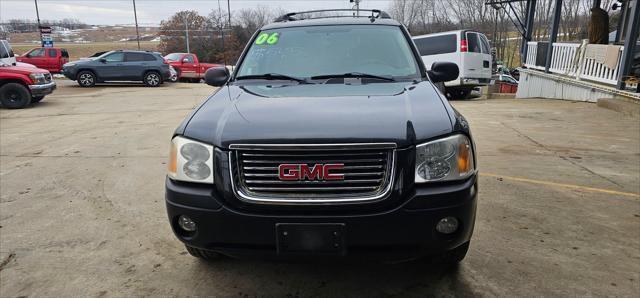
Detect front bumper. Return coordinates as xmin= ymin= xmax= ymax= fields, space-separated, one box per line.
xmin=29 ymin=81 xmax=57 ymax=97
xmin=165 ymin=174 xmax=478 ymax=262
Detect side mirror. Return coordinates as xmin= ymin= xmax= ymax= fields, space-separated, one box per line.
xmin=182 ymin=58 xmax=189 ymax=63
xmin=427 ymin=62 xmax=459 ymax=83
xmin=99 ymin=58 xmax=107 ymax=63
xmin=204 ymin=67 xmax=229 ymax=87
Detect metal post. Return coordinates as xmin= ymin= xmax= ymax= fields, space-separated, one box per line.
xmin=184 ymin=19 xmax=190 ymax=53
xmin=34 ymin=0 xmax=42 ymax=44
xmin=545 ymin=0 xmax=562 ymax=73
xmin=614 ymin=0 xmax=626 ymax=43
xmin=227 ymin=0 xmax=231 ymax=29
xmin=133 ymin=0 xmax=141 ymax=50
xmin=617 ymin=0 xmax=640 ymax=90
xmin=521 ymin=0 xmax=537 ymax=65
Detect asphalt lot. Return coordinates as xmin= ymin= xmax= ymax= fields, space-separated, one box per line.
xmin=1 ymin=79 xmax=639 ymax=297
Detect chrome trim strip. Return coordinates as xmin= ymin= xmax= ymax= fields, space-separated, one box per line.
xmin=229 ymin=143 xmax=397 ymax=151
xmin=228 ymin=146 xmax=396 ymax=205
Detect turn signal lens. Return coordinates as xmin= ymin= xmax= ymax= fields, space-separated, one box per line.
xmin=168 ymin=141 xmax=178 ymax=176
xmin=458 ymin=139 xmax=472 ymax=175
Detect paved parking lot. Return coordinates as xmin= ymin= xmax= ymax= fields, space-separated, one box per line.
xmin=1 ymin=80 xmax=639 ymax=297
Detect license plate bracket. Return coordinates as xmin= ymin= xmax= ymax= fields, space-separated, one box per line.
xmin=276 ymin=223 xmax=346 ymax=255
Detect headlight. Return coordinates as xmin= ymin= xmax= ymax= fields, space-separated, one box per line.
xmin=415 ymin=134 xmax=475 ymax=183
xmin=29 ymin=73 xmax=46 ymax=84
xmin=168 ymin=136 xmax=214 ymax=184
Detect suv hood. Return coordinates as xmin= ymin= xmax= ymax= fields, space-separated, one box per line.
xmin=0 ymin=65 xmax=49 ymax=75
xmin=182 ymin=81 xmax=454 ymax=148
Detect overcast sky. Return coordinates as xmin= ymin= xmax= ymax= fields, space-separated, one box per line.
xmin=1 ymin=0 xmax=393 ymax=25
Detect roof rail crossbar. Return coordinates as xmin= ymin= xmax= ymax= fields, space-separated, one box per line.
xmin=274 ymin=9 xmax=391 ymax=22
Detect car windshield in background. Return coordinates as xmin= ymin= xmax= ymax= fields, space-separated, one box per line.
xmin=236 ymin=25 xmax=420 ymax=81
xmin=165 ymin=53 xmax=182 ymax=61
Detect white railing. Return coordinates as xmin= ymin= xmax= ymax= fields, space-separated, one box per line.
xmin=549 ymin=43 xmax=581 ymax=75
xmin=580 ymin=45 xmax=624 ymax=85
xmin=525 ymin=41 xmax=625 ymax=87
xmin=524 ymin=42 xmax=544 ymax=70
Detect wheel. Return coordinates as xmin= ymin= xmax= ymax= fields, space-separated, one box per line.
xmin=0 ymin=83 xmax=32 ymax=109
xmin=432 ymin=242 xmax=470 ymax=265
xmin=143 ymin=71 xmax=162 ymax=87
xmin=185 ymin=245 xmax=221 ymax=261
xmin=32 ymin=96 xmax=45 ymax=103
xmin=170 ymin=69 xmax=180 ymax=82
xmin=77 ymin=71 xmax=96 ymax=87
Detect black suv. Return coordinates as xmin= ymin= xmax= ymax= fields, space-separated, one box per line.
xmin=166 ymin=10 xmax=477 ymax=264
xmin=62 ymin=50 xmax=171 ymax=87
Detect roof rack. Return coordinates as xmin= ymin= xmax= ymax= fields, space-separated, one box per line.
xmin=274 ymin=9 xmax=391 ymax=22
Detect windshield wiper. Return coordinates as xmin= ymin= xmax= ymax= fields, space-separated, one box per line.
xmin=310 ymin=72 xmax=396 ymax=82
xmin=235 ymin=73 xmax=309 ymax=84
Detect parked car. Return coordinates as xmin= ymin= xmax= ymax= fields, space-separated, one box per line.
xmin=413 ymin=30 xmax=492 ymax=99
xmin=0 ymin=62 xmax=56 ymax=108
xmin=496 ymin=74 xmax=519 ymax=84
xmin=16 ymin=47 xmax=69 ymax=73
xmin=0 ymin=40 xmax=16 ymax=66
xmin=166 ymin=10 xmax=477 ymax=264
xmin=164 ymin=53 xmax=222 ymax=82
xmin=62 ymin=50 xmax=172 ymax=87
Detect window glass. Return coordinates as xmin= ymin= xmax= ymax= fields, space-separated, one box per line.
xmin=183 ymin=55 xmax=195 ymax=63
xmin=237 ymin=25 xmax=420 ymax=79
xmin=104 ymin=52 xmax=124 ymax=62
xmin=126 ymin=52 xmax=146 ymax=62
xmin=466 ymin=32 xmax=482 ymax=53
xmin=61 ymin=49 xmax=69 ymax=58
xmin=48 ymin=49 xmax=57 ymax=57
xmin=143 ymin=54 xmax=157 ymax=61
xmin=0 ymin=41 xmax=7 ymax=59
xmin=414 ymin=34 xmax=457 ymax=56
xmin=164 ymin=53 xmax=182 ymax=61
xmin=29 ymin=48 xmax=46 ymax=57
xmin=479 ymin=34 xmax=491 ymax=54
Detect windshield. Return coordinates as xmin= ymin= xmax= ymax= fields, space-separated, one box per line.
xmin=236 ymin=25 xmax=421 ymax=80
xmin=164 ymin=53 xmax=183 ymax=61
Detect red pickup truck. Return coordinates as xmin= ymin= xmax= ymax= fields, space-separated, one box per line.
xmin=0 ymin=63 xmax=56 ymax=108
xmin=164 ymin=53 xmax=222 ymax=82
xmin=16 ymin=47 xmax=69 ymax=73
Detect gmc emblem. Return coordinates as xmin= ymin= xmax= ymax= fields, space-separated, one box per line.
xmin=278 ymin=164 xmax=345 ymax=181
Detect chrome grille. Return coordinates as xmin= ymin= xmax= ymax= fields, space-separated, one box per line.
xmin=230 ymin=143 xmax=396 ymax=204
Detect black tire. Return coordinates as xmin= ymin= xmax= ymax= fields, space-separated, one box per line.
xmin=143 ymin=71 xmax=162 ymax=87
xmin=185 ymin=245 xmax=221 ymax=261
xmin=31 ymin=96 xmax=45 ymax=103
xmin=0 ymin=83 xmax=32 ymax=109
xmin=77 ymin=71 xmax=96 ymax=87
xmin=432 ymin=242 xmax=470 ymax=265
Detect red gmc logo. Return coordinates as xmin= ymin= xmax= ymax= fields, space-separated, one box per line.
xmin=278 ymin=164 xmax=345 ymax=181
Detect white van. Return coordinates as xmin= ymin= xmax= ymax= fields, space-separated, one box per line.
xmin=412 ymin=30 xmax=492 ymax=99
xmin=0 ymin=40 xmax=16 ymax=65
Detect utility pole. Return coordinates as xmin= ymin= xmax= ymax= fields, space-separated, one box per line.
xmin=350 ymin=0 xmax=361 ymax=16
xmin=184 ymin=18 xmax=190 ymax=53
xmin=227 ymin=0 xmax=231 ymax=29
xmin=132 ymin=0 xmax=141 ymax=50
xmin=34 ymin=0 xmax=42 ymax=43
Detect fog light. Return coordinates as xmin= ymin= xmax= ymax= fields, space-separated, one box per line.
xmin=178 ymin=215 xmax=197 ymax=232
xmin=436 ymin=217 xmax=459 ymax=234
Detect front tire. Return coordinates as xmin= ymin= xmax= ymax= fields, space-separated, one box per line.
xmin=77 ymin=71 xmax=96 ymax=87
xmin=143 ymin=71 xmax=162 ymax=87
xmin=185 ymin=245 xmax=221 ymax=261
xmin=0 ymin=83 xmax=32 ymax=109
